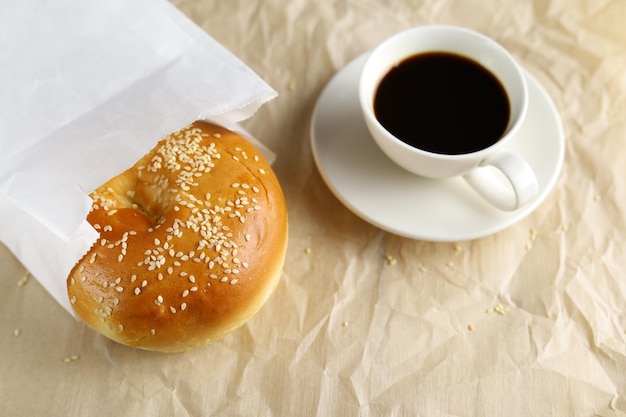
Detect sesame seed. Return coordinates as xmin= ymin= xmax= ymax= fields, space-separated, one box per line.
xmin=190 ymin=286 xmax=198 ymax=292
xmin=134 ymin=287 xmax=141 ymax=295
xmin=180 ymin=303 xmax=187 ymax=311
xmin=150 ymin=329 xmax=156 ymax=336
xmin=170 ymin=306 xmax=177 ymax=314
xmin=13 ymin=328 xmax=21 ymax=337
xmin=182 ymin=290 xmax=189 ymax=298
xmin=142 ymin=280 xmax=148 ymax=287
xmin=116 ymin=286 xmax=124 ymax=292
xmin=230 ymin=279 xmax=239 ymax=285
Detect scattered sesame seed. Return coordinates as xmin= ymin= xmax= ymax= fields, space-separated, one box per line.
xmin=17 ymin=271 xmax=30 ymax=287
xmin=13 ymin=328 xmax=21 ymax=337
xmin=180 ymin=303 xmax=187 ymax=311
xmin=170 ymin=306 xmax=177 ymax=314
xmin=64 ymin=355 xmax=80 ymax=363
xmin=150 ymin=329 xmax=156 ymax=336
xmin=486 ymin=304 xmax=510 ymax=316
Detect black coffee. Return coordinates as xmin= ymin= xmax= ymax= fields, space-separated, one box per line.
xmin=374 ymin=52 xmax=510 ymax=155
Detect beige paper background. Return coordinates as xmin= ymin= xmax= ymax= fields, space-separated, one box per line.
xmin=2 ymin=0 xmax=625 ymax=415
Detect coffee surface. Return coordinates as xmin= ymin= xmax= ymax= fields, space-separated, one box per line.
xmin=374 ymin=52 xmax=510 ymax=155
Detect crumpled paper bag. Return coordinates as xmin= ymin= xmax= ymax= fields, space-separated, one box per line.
xmin=0 ymin=0 xmax=277 ymax=315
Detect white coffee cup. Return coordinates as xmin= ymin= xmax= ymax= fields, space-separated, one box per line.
xmin=359 ymin=25 xmax=538 ymax=211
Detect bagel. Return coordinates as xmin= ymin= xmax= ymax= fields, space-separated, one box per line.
xmin=66 ymin=121 xmax=287 ymax=352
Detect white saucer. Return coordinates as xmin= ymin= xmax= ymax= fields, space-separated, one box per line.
xmin=310 ymin=53 xmax=564 ymax=241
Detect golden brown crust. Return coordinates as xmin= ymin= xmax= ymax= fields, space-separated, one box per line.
xmin=67 ymin=121 xmax=287 ymax=352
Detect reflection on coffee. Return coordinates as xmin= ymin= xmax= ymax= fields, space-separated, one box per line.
xmin=374 ymin=52 xmax=510 ymax=155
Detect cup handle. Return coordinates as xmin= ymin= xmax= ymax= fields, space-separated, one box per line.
xmin=462 ymin=151 xmax=538 ymax=211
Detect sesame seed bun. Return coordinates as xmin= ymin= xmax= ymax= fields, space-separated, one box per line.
xmin=67 ymin=121 xmax=287 ymax=352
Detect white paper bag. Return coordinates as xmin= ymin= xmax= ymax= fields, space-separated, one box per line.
xmin=0 ymin=0 xmax=277 ymax=315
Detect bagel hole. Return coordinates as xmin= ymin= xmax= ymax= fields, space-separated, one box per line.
xmin=125 ymin=186 xmax=168 ymax=227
